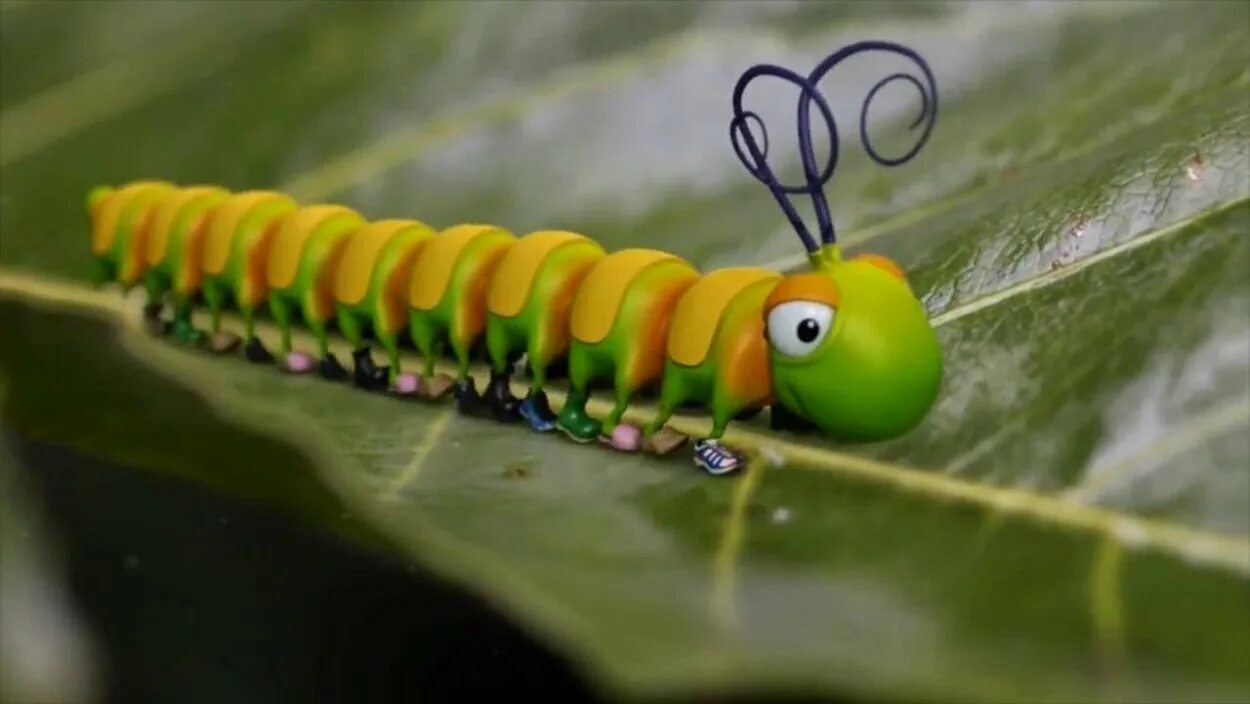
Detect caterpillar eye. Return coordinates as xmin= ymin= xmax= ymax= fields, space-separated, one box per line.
xmin=767 ymin=301 xmax=834 ymax=358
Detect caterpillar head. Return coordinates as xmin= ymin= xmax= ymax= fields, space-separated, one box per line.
xmin=764 ymin=247 xmax=941 ymax=442
xmin=730 ymin=40 xmax=943 ymax=440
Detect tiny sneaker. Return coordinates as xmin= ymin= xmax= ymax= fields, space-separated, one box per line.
xmin=693 ymin=439 xmax=742 ymax=476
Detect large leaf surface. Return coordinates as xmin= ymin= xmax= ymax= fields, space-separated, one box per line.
xmin=2 ymin=2 xmax=1248 ymax=701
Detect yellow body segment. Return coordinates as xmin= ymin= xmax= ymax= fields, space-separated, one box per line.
xmin=571 ymin=249 xmax=692 ymax=344
xmin=266 ymin=205 xmax=362 ymax=290
xmin=90 ymin=180 xmax=175 ymax=255
xmin=409 ymin=224 xmax=512 ymax=311
xmin=144 ymin=186 xmax=225 ymax=266
xmin=334 ymin=219 xmax=429 ymax=306
xmin=487 ymin=231 xmax=602 ymax=318
xmin=203 ymin=191 xmax=297 ymax=276
xmin=667 ymin=267 xmax=780 ymax=367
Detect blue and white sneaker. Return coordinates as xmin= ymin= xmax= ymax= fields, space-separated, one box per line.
xmin=519 ymin=394 xmax=557 ymax=432
xmin=693 ymin=439 xmax=742 ymax=476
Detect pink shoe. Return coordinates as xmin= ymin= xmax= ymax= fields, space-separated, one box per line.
xmin=608 ymin=424 xmax=642 ymax=452
xmin=285 ymin=352 xmax=315 ymax=374
xmin=392 ymin=373 xmax=421 ymax=396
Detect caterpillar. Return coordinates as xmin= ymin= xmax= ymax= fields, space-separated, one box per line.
xmin=85 ymin=41 xmax=942 ymax=476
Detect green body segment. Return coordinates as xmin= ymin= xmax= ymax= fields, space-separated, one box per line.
xmin=484 ymin=238 xmax=605 ymax=392
xmin=143 ymin=188 xmax=230 ymax=341
xmin=408 ymin=228 xmax=515 ymax=380
xmin=557 ymin=255 xmax=698 ymax=438
xmin=201 ymin=195 xmax=299 ymax=341
xmin=267 ymin=212 xmax=366 ymax=357
xmin=336 ymin=225 xmax=434 ymax=380
xmin=646 ymin=278 xmax=777 ymax=439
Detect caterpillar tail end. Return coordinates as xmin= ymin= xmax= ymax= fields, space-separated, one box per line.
xmin=86 ymin=184 xmax=115 ymax=212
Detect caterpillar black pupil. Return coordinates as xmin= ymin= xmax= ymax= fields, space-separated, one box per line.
xmin=798 ymin=319 xmax=820 ymax=343
xmin=86 ymin=40 xmax=944 ymax=477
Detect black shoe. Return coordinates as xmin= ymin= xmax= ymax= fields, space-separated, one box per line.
xmin=319 ymin=353 xmax=350 ymax=381
xmin=352 ymin=347 xmax=387 ymax=391
xmin=142 ymin=302 xmax=163 ymax=321
xmin=244 ymin=337 xmax=275 ymax=364
xmin=484 ymin=371 xmax=521 ymax=422
xmin=455 ymin=378 xmax=487 ymax=417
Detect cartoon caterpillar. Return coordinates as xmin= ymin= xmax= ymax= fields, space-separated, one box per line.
xmin=86 ymin=42 xmax=942 ymax=475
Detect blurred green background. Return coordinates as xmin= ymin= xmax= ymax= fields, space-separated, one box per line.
xmin=2 ymin=1 xmax=1248 ymax=702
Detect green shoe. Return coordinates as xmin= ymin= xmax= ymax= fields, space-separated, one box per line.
xmin=557 ymin=405 xmax=601 ymax=443
xmin=171 ymin=319 xmax=204 ymax=346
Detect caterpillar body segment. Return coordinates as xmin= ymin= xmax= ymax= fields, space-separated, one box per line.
xmin=88 ymin=180 xmax=178 ymax=292
xmin=407 ymin=224 xmax=517 ymax=400
xmin=333 ymin=219 xmax=437 ymax=392
xmin=200 ymin=191 xmax=299 ymax=354
xmin=483 ymin=231 xmax=607 ymax=429
xmin=142 ymin=185 xmax=231 ymax=344
xmin=264 ymin=204 xmax=367 ymax=376
xmin=555 ymin=249 xmax=700 ymax=446
xmin=646 ymin=268 xmax=782 ymax=441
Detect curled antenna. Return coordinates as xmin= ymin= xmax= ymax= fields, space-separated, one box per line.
xmin=730 ymin=40 xmax=938 ymax=250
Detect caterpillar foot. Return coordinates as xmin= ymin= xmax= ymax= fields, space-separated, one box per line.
xmin=600 ymin=424 xmax=641 ymax=452
xmin=519 ymin=391 xmax=557 ymax=432
xmin=143 ymin=315 xmax=169 ymax=336
xmin=644 ymin=427 xmax=688 ymax=455
xmin=142 ymin=301 xmax=164 ymax=325
xmin=284 ymin=351 xmax=315 ymax=374
xmin=420 ymin=373 xmax=455 ymax=401
xmin=557 ymin=407 xmax=601 ymax=444
xmin=170 ymin=320 xmax=205 ymax=346
xmin=352 ymin=347 xmax=388 ymax=391
xmin=208 ymin=331 xmax=241 ymax=354
xmin=454 ymin=378 xmax=490 ymax=417
xmin=391 ymin=373 xmax=421 ymax=397
xmin=244 ymin=337 xmax=275 ymax=364
xmin=693 ymin=439 xmax=743 ymax=476
xmin=485 ymin=371 xmax=521 ymax=423
xmin=318 ymin=353 xmax=350 ymax=381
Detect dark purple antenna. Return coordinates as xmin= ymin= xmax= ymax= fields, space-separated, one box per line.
xmin=730 ymin=40 xmax=938 ymax=251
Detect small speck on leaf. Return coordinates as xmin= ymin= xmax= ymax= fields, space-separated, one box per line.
xmin=504 ymin=458 xmax=536 ymax=479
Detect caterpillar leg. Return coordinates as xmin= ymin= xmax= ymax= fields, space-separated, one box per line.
xmin=338 ymin=307 xmax=385 ymax=390
xmin=240 ymin=305 xmax=274 ymax=363
xmin=448 ymin=336 xmax=491 ymax=417
xmin=201 ymin=281 xmax=241 ymax=353
xmin=141 ymin=271 xmax=169 ymax=335
xmin=268 ymin=298 xmax=311 ymax=372
xmin=517 ymin=347 xmax=557 ymax=433
xmin=376 ymin=330 xmax=419 ymax=396
xmin=168 ymin=295 xmax=204 ymax=346
xmin=409 ymin=314 xmax=454 ymax=400
xmin=306 ymin=313 xmax=348 ymax=381
xmin=642 ymin=368 xmax=692 ymax=455
xmin=692 ymin=392 xmax=748 ymax=477
xmin=601 ymin=384 xmax=642 ymax=452
xmin=483 ymin=320 xmax=524 ymax=423
xmin=556 ymin=344 xmax=605 ymax=443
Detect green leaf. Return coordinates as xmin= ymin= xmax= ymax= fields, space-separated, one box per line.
xmin=2 ymin=1 xmax=1248 ymax=701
